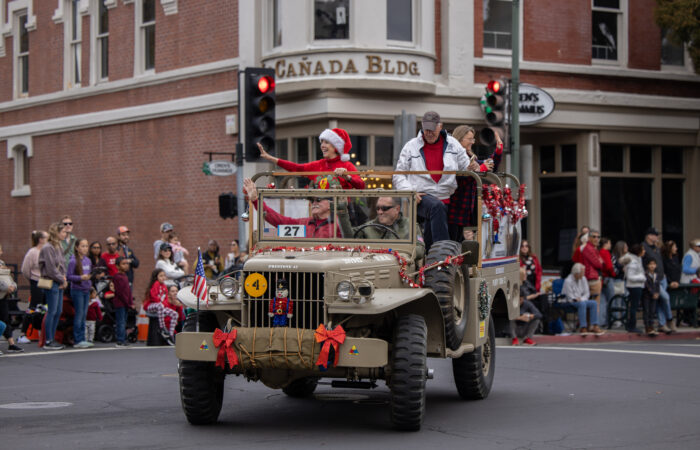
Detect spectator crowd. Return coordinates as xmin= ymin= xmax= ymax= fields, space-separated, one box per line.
xmin=0 ymin=217 xmax=248 ymax=353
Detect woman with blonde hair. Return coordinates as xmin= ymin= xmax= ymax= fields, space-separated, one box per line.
xmin=39 ymin=222 xmax=69 ymax=350
xmin=447 ymin=125 xmax=503 ymax=241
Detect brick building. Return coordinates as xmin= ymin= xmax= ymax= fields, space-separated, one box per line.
xmin=1 ymin=0 xmax=699 ymax=299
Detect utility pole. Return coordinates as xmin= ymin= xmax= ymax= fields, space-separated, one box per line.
xmin=511 ymin=0 xmax=520 ymax=179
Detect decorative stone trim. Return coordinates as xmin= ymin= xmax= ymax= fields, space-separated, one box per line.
xmin=160 ymin=0 xmax=178 ymax=15
xmin=1 ymin=0 xmax=37 ymax=56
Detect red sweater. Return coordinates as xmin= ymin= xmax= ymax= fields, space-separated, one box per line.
xmin=101 ymin=251 xmax=119 ymax=276
xmin=277 ymin=156 xmax=365 ymax=189
xmin=581 ymin=243 xmax=604 ymax=281
xmin=253 ymin=200 xmax=341 ymax=238
xmin=112 ymin=272 xmax=133 ymax=308
xmin=423 ymin=137 xmax=444 ymax=183
xmin=600 ymin=248 xmax=616 ymax=278
xmin=143 ymin=281 xmax=168 ymax=310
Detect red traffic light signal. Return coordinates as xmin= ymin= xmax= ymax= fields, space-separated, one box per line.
xmin=257 ymin=76 xmax=275 ymax=94
xmin=487 ymin=79 xmax=504 ymax=94
xmin=480 ymin=78 xmax=507 ymax=147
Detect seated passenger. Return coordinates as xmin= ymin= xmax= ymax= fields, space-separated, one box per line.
xmin=243 ymin=178 xmax=341 ymax=239
xmin=339 ymin=196 xmax=425 ymax=259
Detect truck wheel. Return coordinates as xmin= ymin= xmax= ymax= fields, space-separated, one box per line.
xmin=179 ymin=312 xmax=224 ymax=425
xmin=424 ymin=240 xmax=468 ymax=350
xmin=452 ymin=315 xmax=495 ymax=400
xmin=282 ymin=377 xmax=319 ymax=398
xmin=389 ymin=314 xmax=427 ymax=431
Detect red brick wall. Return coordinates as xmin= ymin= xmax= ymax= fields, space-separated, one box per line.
xmin=27 ymin=2 xmax=64 ymax=96
xmin=109 ymin=1 xmax=136 ymax=81
xmin=628 ymin=0 xmax=661 ymax=70
xmin=0 ymin=33 xmax=12 ymax=100
xmin=434 ymin=0 xmax=441 ymax=74
xmin=157 ymin=0 xmax=238 ymax=72
xmin=0 ymin=109 xmax=241 ymax=302
xmin=524 ymin=0 xmax=591 ymax=64
xmin=474 ymin=0 xmax=483 ymax=58
xmin=475 ymin=66 xmax=700 ymax=97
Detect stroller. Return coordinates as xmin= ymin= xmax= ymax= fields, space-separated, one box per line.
xmin=93 ymin=274 xmax=138 ymax=343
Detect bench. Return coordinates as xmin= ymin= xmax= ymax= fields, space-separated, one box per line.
xmin=146 ymin=311 xmax=169 ymax=346
xmin=669 ymin=284 xmax=699 ymax=328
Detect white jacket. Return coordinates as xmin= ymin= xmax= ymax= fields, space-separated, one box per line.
xmin=621 ymin=253 xmax=646 ymax=288
xmin=393 ymin=131 xmax=470 ymax=200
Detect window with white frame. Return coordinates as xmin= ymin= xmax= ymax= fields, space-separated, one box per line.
xmin=9 ymin=139 xmax=32 ymax=197
xmin=15 ymin=13 xmax=29 ymax=97
xmin=483 ymin=0 xmax=512 ymax=51
xmin=314 ymin=0 xmax=349 ymax=40
xmin=591 ymin=0 xmax=621 ymax=61
xmin=661 ymin=28 xmax=685 ymax=67
xmin=136 ymin=0 xmax=156 ymax=73
xmin=66 ymin=0 xmax=82 ymax=88
xmin=387 ymin=0 xmax=412 ymax=42
xmin=96 ymin=0 xmax=109 ymax=79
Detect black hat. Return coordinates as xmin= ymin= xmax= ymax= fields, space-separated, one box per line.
xmin=645 ymin=227 xmax=659 ymax=236
xmin=159 ymin=243 xmax=173 ymax=252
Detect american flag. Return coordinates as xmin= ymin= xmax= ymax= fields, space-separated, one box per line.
xmin=193 ymin=249 xmax=209 ymax=306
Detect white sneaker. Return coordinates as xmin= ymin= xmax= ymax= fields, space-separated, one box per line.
xmin=17 ymin=336 xmax=31 ymax=344
xmin=74 ymin=341 xmax=91 ymax=349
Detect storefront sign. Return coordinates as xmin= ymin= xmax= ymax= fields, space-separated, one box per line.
xmin=518 ymin=83 xmax=555 ymax=125
xmin=202 ymin=160 xmax=236 ymax=176
xmin=267 ymin=53 xmax=426 ymax=80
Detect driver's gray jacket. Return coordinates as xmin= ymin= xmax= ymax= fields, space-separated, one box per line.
xmin=393 ymin=130 xmax=470 ymax=200
xmin=340 ymin=214 xmax=425 ymax=259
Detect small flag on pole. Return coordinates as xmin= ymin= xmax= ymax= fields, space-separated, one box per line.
xmin=193 ymin=249 xmax=209 ymax=306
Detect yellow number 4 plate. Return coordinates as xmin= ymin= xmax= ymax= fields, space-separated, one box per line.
xmin=244 ymin=273 xmax=268 ymax=297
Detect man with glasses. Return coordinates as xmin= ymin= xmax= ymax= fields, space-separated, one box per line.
xmin=340 ymin=197 xmax=425 ymax=258
xmin=153 ymin=222 xmax=174 ymax=261
xmin=102 ymin=237 xmax=122 ymax=277
xmin=581 ymin=229 xmax=604 ymax=301
xmin=242 ymin=178 xmax=339 ymax=239
xmin=59 ymin=215 xmax=77 ymax=267
xmin=393 ymin=111 xmax=470 ymax=252
xmin=116 ymin=226 xmax=140 ymax=286
xmin=642 ymin=227 xmax=674 ymax=332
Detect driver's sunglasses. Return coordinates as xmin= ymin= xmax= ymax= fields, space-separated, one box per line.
xmin=376 ymin=205 xmax=397 ymax=212
xmin=309 ymin=197 xmax=331 ymax=203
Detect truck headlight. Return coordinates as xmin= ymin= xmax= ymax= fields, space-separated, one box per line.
xmin=219 ymin=277 xmax=238 ymax=298
xmin=336 ymin=280 xmax=355 ymax=301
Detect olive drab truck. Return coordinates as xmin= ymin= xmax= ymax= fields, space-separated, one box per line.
xmin=175 ymin=170 xmax=524 ymax=430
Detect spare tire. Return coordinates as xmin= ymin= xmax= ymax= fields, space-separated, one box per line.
xmin=423 ymin=240 xmax=468 ymax=350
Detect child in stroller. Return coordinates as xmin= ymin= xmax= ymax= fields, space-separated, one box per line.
xmin=93 ymin=274 xmax=138 ymax=343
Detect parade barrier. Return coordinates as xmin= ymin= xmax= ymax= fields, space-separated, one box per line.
xmin=137 ymin=307 xmax=149 ymax=341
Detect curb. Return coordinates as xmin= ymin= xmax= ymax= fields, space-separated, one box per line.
xmin=531 ymin=329 xmax=700 ymax=345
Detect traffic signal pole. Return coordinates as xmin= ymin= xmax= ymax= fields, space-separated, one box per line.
xmin=510 ymin=0 xmax=520 ymax=179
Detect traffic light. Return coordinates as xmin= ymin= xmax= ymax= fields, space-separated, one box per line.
xmin=242 ymin=67 xmax=276 ymax=162
xmin=479 ymin=78 xmax=507 ymax=147
xmin=219 ymin=192 xmax=238 ymax=219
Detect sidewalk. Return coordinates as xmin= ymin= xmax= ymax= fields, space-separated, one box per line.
xmin=529 ymin=326 xmax=700 ymax=345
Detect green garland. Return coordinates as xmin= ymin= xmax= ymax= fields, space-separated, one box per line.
xmin=478 ymin=280 xmax=490 ymax=321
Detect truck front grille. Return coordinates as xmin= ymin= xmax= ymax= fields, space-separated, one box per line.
xmin=242 ymin=271 xmax=325 ymax=329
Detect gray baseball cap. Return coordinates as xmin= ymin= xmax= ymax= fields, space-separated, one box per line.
xmin=160 ymin=222 xmax=174 ymax=232
xmin=421 ymin=111 xmax=441 ymax=131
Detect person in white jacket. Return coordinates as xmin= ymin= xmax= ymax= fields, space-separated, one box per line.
xmin=561 ymin=263 xmax=604 ymax=335
xmin=155 ymin=243 xmax=186 ymax=287
xmin=393 ymin=111 xmax=470 ymax=251
xmin=620 ymin=243 xmax=646 ymax=333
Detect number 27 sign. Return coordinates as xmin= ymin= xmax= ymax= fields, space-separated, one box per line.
xmin=278 ymin=225 xmax=306 ymax=238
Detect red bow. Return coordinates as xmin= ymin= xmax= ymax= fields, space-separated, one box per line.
xmin=314 ymin=324 xmax=346 ymax=369
xmin=213 ymin=328 xmax=239 ymax=370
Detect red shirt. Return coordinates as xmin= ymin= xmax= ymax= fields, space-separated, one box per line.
xmin=423 ymin=136 xmax=444 ymax=183
xmin=253 ymin=200 xmax=341 ymax=238
xmin=101 ymin=251 xmax=119 ymax=276
xmin=143 ymin=281 xmax=168 ymax=310
xmin=277 ymin=156 xmax=365 ymax=189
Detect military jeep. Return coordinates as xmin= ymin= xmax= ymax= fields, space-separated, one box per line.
xmin=175 ymin=171 xmax=522 ymax=430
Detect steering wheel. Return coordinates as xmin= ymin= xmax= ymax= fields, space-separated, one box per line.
xmin=353 ymin=223 xmax=400 ymax=239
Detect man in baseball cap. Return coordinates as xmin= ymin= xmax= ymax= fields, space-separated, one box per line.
xmin=117 ymin=226 xmax=139 ymax=285
xmin=154 ymin=222 xmax=174 ymax=260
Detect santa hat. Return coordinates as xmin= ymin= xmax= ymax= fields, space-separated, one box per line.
xmin=319 ymin=128 xmax=353 ymax=161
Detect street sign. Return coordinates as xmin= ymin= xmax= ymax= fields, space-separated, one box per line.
xmin=518 ymin=83 xmax=555 ymax=125
xmin=202 ymin=160 xmax=237 ymax=176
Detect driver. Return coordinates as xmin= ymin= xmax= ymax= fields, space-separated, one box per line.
xmin=340 ymin=196 xmax=425 ymax=258
xmin=243 ymin=178 xmax=341 ymax=238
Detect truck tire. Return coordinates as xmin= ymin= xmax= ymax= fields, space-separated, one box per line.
xmin=179 ymin=312 xmax=224 ymax=425
xmin=424 ymin=240 xmax=468 ymax=350
xmin=389 ymin=314 xmax=427 ymax=431
xmin=452 ymin=315 xmax=495 ymax=400
xmin=282 ymin=377 xmax=319 ymax=398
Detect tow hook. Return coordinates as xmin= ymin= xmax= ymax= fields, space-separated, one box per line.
xmin=426 ymin=368 xmax=434 ymax=380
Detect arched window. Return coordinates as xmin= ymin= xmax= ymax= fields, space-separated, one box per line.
xmin=8 ymin=137 xmax=32 ymax=197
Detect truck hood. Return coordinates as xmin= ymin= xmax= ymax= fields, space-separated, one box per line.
xmin=243 ymin=250 xmax=403 ymax=273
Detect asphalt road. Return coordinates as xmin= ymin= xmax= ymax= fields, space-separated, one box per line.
xmin=2 ymin=340 xmax=700 ymax=449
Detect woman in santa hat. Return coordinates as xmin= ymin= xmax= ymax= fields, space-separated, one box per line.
xmin=256 ymin=128 xmax=365 ymax=189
